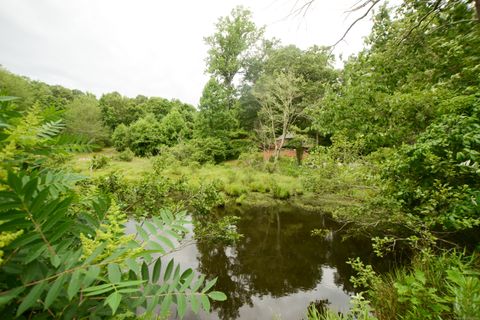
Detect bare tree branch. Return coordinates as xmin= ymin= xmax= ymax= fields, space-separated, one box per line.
xmin=397 ymin=0 xmax=443 ymax=45
xmin=331 ymin=0 xmax=381 ymax=49
xmin=346 ymin=0 xmax=375 ymax=13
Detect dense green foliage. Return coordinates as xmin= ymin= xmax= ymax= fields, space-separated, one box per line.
xmin=1 ymin=0 xmax=480 ymax=318
xmin=64 ymin=94 xmax=109 ymax=147
xmin=305 ymin=1 xmax=480 ymax=319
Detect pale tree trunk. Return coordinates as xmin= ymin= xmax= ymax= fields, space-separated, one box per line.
xmin=273 ymin=106 xmax=291 ymax=164
xmin=273 ymin=135 xmax=285 ymax=164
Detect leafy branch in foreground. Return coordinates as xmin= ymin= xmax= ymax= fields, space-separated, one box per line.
xmin=0 ymin=98 xmax=226 ymax=318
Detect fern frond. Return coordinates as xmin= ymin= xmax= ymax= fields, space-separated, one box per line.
xmin=37 ymin=120 xmax=65 ymax=139
xmin=51 ymin=134 xmax=92 ymax=153
xmin=39 ymin=170 xmax=87 ymax=197
xmin=0 ymin=96 xmax=19 ymax=102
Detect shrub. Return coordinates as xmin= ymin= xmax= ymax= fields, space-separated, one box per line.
xmin=167 ymin=142 xmax=197 ymax=165
xmin=127 ymin=114 xmax=163 ymax=156
xmin=352 ymin=251 xmax=480 ymax=320
xmin=151 ymin=152 xmax=178 ymax=173
xmin=89 ymin=155 xmax=110 ymax=170
xmin=190 ymin=137 xmax=228 ymax=164
xmin=117 ymin=148 xmax=134 ymax=161
xmin=112 ymin=123 xmax=130 ymax=151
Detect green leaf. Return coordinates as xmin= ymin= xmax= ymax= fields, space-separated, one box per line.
xmin=117 ymin=288 xmax=139 ymax=293
xmin=50 ymin=255 xmax=61 ymax=268
xmin=83 ymin=265 xmax=100 ymax=287
xmin=159 ymin=294 xmax=172 ymax=318
xmin=144 ymin=220 xmax=157 ymax=235
xmin=191 ymin=275 xmax=205 ymax=292
xmin=83 ymin=283 xmax=113 ymax=293
xmin=125 ymin=258 xmax=140 ymax=275
xmin=156 ymin=234 xmax=175 ymax=249
xmin=152 ymin=258 xmax=162 ymax=283
xmin=44 ymin=274 xmax=67 ymax=308
xmin=148 ymin=240 xmax=166 ymax=253
xmin=108 ymin=263 xmax=121 ymax=283
xmin=67 ymin=269 xmax=82 ymax=300
xmin=16 ymin=281 xmax=47 ymax=316
xmin=84 ymin=286 xmax=115 ymax=297
xmin=105 ymin=291 xmax=122 ymax=315
xmin=179 ymin=272 xmax=195 ymax=292
xmin=164 ymin=229 xmax=182 ymax=240
xmin=202 ymin=277 xmax=217 ymax=293
xmin=177 ymin=294 xmax=187 ymax=319
xmin=0 ymin=287 xmax=25 ymax=306
xmin=208 ymin=291 xmax=227 ymax=301
xmin=190 ymin=295 xmax=200 ymax=314
xmin=164 ymin=259 xmax=174 ymax=281
xmin=146 ymin=294 xmax=159 ymax=315
xmin=200 ymin=294 xmax=211 ymax=312
xmin=173 ymin=265 xmax=180 ymax=281
xmin=141 ymin=261 xmax=149 ymax=281
xmin=135 ymin=224 xmax=149 ymax=241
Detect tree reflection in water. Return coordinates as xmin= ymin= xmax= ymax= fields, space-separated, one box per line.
xmin=193 ymin=204 xmax=393 ymax=320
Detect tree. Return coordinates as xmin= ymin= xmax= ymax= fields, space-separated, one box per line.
xmin=64 ymin=94 xmax=109 ymax=146
xmin=253 ymin=71 xmax=304 ymax=163
xmin=205 ymin=6 xmax=264 ymax=90
xmin=196 ymin=78 xmax=238 ymax=138
xmin=310 ymin=1 xmax=480 ymax=152
xmin=127 ymin=114 xmax=163 ymax=156
xmin=293 ymin=0 xmax=480 ymax=47
xmin=255 ymin=45 xmax=338 ymax=136
xmin=0 ymin=67 xmax=82 ymax=111
xmin=99 ymin=92 xmax=144 ymax=130
xmin=158 ymin=107 xmax=191 ymax=146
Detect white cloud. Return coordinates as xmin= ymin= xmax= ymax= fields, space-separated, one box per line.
xmin=0 ymin=0 xmax=374 ymax=105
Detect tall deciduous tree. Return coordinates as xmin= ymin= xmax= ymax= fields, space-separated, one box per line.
xmin=196 ymin=78 xmax=238 ymax=138
xmin=253 ymin=71 xmax=304 ymax=163
xmin=64 ymin=94 xmax=109 ymax=146
xmin=205 ymin=6 xmax=264 ymax=91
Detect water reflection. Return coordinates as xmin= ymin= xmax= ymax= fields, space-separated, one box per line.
xmin=131 ymin=204 xmax=392 ymax=319
xmin=189 ymin=204 xmax=387 ymax=320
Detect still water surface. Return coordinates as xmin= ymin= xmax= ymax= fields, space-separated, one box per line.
xmin=129 ymin=204 xmax=391 ymax=320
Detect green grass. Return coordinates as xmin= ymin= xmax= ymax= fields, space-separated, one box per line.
xmin=70 ymin=148 xmax=371 ymax=210
xmin=70 ymin=148 xmax=152 ymax=179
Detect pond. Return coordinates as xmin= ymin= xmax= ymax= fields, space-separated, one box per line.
xmin=128 ymin=204 xmax=398 ymax=320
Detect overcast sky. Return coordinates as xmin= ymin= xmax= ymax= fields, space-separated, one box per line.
xmin=0 ymin=0 xmax=374 ymax=106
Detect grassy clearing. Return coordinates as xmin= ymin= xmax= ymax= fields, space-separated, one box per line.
xmin=70 ymin=148 xmax=152 ymax=179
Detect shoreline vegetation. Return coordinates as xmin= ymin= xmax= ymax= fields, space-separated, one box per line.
xmin=69 ymin=148 xmax=371 ymax=211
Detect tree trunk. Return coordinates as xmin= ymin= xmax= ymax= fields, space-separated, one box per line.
xmin=295 ymin=145 xmax=304 ymax=165
xmin=476 ymin=0 xmax=480 ymax=21
xmin=273 ymin=136 xmax=285 ymax=164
